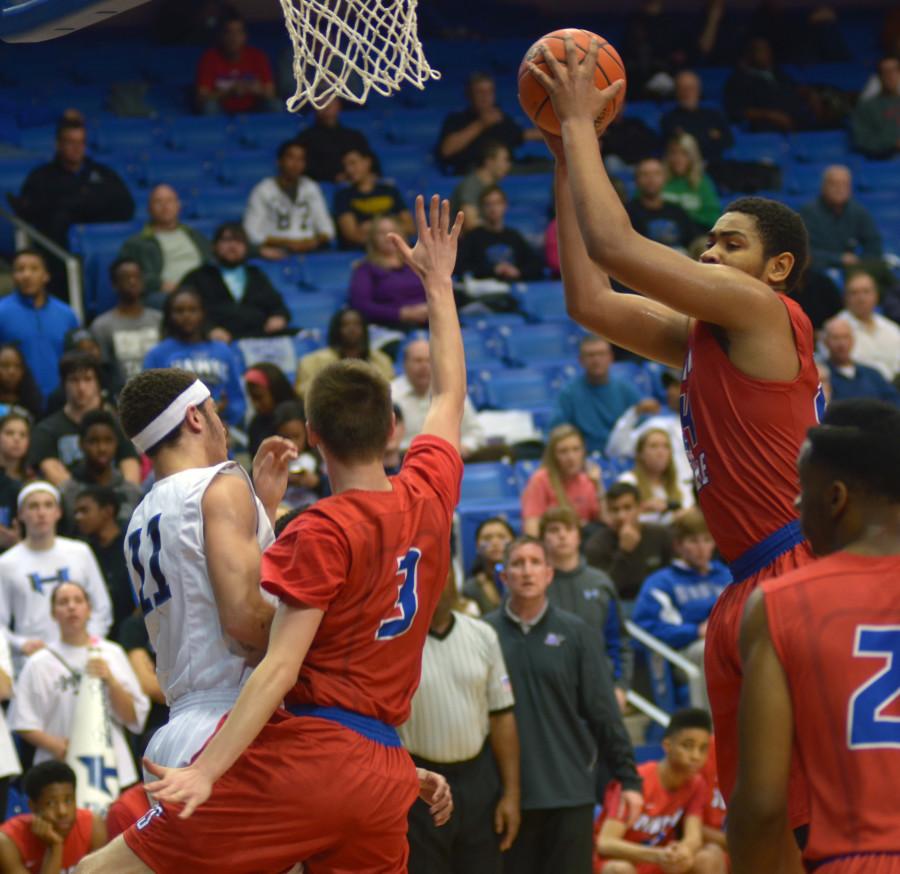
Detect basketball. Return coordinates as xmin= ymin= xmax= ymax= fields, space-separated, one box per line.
xmin=517 ymin=28 xmax=626 ymax=137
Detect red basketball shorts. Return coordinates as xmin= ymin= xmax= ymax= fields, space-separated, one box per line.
xmin=813 ymin=854 xmax=900 ymax=873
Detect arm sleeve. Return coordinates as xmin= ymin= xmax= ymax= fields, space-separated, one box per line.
xmin=602 ymin=588 xmax=625 ymax=682
xmin=400 ymin=435 xmax=464 ymax=518
xmin=484 ymin=624 xmax=515 ymax=711
xmin=26 ymin=422 xmax=58 ymax=468
xmin=250 ymin=269 xmax=290 ymax=320
xmin=83 ymin=548 xmax=114 ymax=640
xmin=459 ymin=397 xmax=485 ymax=454
xmin=851 ymin=100 xmax=898 ymax=157
xmin=631 ymin=574 xmax=699 ymax=650
xmin=520 ymin=470 xmax=550 ymax=521
xmin=113 ymin=419 xmax=140 ymax=463
xmin=548 ymin=385 xmax=575 ymax=430
xmin=106 ymin=645 xmax=150 ymax=734
xmin=8 ymin=660 xmax=46 ymax=732
xmin=857 ymin=206 xmax=883 ymax=258
xmin=0 ymin=588 xmax=26 ymax=654
xmin=349 ymin=263 xmax=402 ymax=324
xmin=511 ymin=231 xmax=544 ymax=280
xmin=605 ymin=406 xmax=640 ymax=459
xmin=243 ymin=183 xmax=270 ymax=246
xmin=76 ymin=167 xmax=134 ymax=223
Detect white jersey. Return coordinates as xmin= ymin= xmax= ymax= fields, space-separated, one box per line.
xmin=125 ymin=461 xmax=274 ymax=707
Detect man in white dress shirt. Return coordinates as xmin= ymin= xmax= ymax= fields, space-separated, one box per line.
xmin=836 ymin=270 xmax=900 ymax=382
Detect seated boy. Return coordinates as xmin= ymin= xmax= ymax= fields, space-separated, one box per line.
xmin=594 ymin=708 xmax=726 ymax=874
xmin=0 ymin=761 xmax=106 ymax=872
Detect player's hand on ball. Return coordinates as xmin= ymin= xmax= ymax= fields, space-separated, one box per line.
xmin=389 ymin=195 xmax=464 ymax=286
xmin=416 ymin=768 xmax=453 ymax=826
xmin=143 ymin=759 xmax=213 ymax=820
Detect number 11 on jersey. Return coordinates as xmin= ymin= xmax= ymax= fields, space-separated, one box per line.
xmin=127 ymin=514 xmax=172 ymax=616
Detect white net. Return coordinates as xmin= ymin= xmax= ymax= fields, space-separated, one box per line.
xmin=279 ymin=0 xmax=440 ymax=111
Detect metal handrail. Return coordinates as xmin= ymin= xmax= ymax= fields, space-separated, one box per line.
xmin=625 ymin=690 xmax=671 ymax=728
xmin=625 ymin=619 xmax=701 ymax=680
xmin=0 ymin=205 xmax=84 ymax=323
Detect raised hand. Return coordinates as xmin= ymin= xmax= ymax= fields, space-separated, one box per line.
xmin=252 ymin=435 xmax=298 ymax=515
xmin=143 ymin=758 xmax=212 ymax=820
xmin=389 ymin=194 xmax=464 ymax=286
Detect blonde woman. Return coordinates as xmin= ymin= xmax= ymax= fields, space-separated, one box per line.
xmin=618 ymin=428 xmax=694 ymax=525
xmin=662 ymin=133 xmax=721 ymax=231
xmin=521 ymin=424 xmax=604 ymax=537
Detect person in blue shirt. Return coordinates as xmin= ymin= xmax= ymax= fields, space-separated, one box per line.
xmin=549 ymin=335 xmax=643 ymax=454
xmin=0 ymin=250 xmax=79 ymax=402
xmin=823 ymin=317 xmax=900 ymax=406
xmin=632 ymin=508 xmax=731 ymax=710
xmin=142 ymin=286 xmax=246 ymax=427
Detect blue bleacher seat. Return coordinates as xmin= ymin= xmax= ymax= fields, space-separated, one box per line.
xmin=460 ymin=327 xmax=502 ymax=367
xmin=460 ymin=312 xmax=527 ymax=330
xmin=855 ymin=160 xmax=900 ymax=192
xmin=302 ymin=251 xmax=359 ymax=289
xmin=501 ymin=174 xmax=553 ymax=212
xmin=513 ymin=458 xmax=541 ymax=491
xmin=284 ymin=290 xmax=345 ymax=333
xmin=479 ymin=367 xmax=554 ymax=413
xmin=500 ymin=322 xmax=579 ymax=367
xmin=234 ymin=336 xmax=298 ymax=378
xmin=504 ymin=205 xmax=546 ymax=249
xmin=788 ymin=130 xmax=850 ymax=163
xmin=513 ymin=280 xmax=568 ymax=322
xmin=251 ymin=259 xmax=304 ymax=298
xmin=138 ymin=155 xmax=213 ymax=188
xmin=218 ymin=153 xmax=275 ymax=188
xmin=189 ymin=186 xmax=250 ymax=222
xmin=724 ymin=132 xmax=789 ymax=166
xmin=459 ymin=461 xmax=519 ymax=505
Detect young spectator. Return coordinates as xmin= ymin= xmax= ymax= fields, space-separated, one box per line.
xmin=661 ymin=71 xmax=733 ymax=163
xmin=11 ymin=118 xmax=134 ymax=250
xmin=89 ymin=258 xmax=163 ymax=380
xmin=0 ymin=411 xmax=31 ymax=483
xmin=631 ymin=509 xmax=731 ymax=709
xmin=626 ymin=159 xmax=697 ymax=253
xmin=274 ymin=400 xmax=322 ymax=512
xmin=0 ymin=250 xmax=78 ymax=401
xmin=243 ymin=362 xmax=298 ymax=457
xmin=0 ymin=343 xmax=42 ymax=420
xmin=822 ymin=317 xmax=900 ymax=405
xmin=595 ymin=708 xmax=726 ymax=874
xmin=456 ymin=186 xmax=544 ymax=281
xmin=662 ymin=134 xmax=720 ymax=232
xmin=293 ymin=98 xmax=372 ymax=183
xmin=119 ymin=185 xmax=213 ymax=299
xmin=851 ymin=55 xmax=900 ymax=158
xmin=462 ymin=516 xmax=515 ymax=615
xmin=27 ymin=352 xmax=140 ymax=488
xmin=0 ymin=762 xmax=105 ymax=871
xmin=180 ymin=223 xmax=289 ymax=342
xmin=10 ymin=582 xmax=149 ymax=786
xmin=295 ymin=307 xmax=394 ymax=398
xmin=0 ymin=482 xmax=112 ymax=667
xmin=449 ymin=142 xmax=512 ymax=231
xmin=617 ymin=428 xmax=695 ymax=525
xmin=194 ymin=13 xmax=277 ymax=115
xmin=350 ymin=217 xmax=428 ymax=328
xmin=333 ymin=148 xmax=414 ymax=249
xmin=243 ymin=142 xmax=335 ymax=259
xmin=521 ymin=424 xmax=604 ymax=537
xmin=584 ymin=482 xmax=675 ymax=604
xmin=836 ymin=270 xmax=900 ymax=382
xmin=142 ymin=286 xmax=246 ymax=427
xmin=53 ymin=328 xmax=125 ymax=412
xmin=550 ymin=336 xmax=643 ymax=454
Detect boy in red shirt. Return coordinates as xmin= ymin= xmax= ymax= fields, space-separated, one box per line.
xmin=595 ymin=709 xmax=726 ymax=874
xmin=0 ymin=762 xmax=105 ymax=873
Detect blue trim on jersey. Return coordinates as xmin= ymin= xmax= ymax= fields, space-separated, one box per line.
xmin=809 ymin=851 xmax=900 ymax=871
xmin=287 ymin=704 xmax=402 ymax=747
xmin=728 ymin=520 xmax=806 ymax=583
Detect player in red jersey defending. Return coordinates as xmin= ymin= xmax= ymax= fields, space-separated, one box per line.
xmin=731 ymin=399 xmax=900 ymax=873
xmin=528 ymin=38 xmax=822 ymax=859
xmin=77 ymin=194 xmax=465 ymax=874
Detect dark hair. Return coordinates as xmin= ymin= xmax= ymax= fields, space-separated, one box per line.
xmin=326 ymin=307 xmax=371 ymax=359
xmin=59 ymin=350 xmax=101 ymax=384
xmin=722 ymin=197 xmax=809 ymax=291
xmin=478 ymin=184 xmax=507 ymax=205
xmin=664 ymin=707 xmax=713 ymax=738
xmin=467 ymin=71 xmax=494 ymax=93
xmin=476 ymin=516 xmax=515 ymax=542
xmin=79 ymin=408 xmax=119 ymax=440
xmin=342 ymin=147 xmax=382 ymax=177
xmin=273 ymin=399 xmax=306 ymax=429
xmin=468 ymin=516 xmax=516 ymax=576
xmin=55 ymin=118 xmax=85 ymax=140
xmin=0 ymin=343 xmax=42 ymax=417
xmin=277 ymin=140 xmax=305 ymax=161
xmin=606 ymin=481 xmax=641 ymax=503
xmin=246 ymin=362 xmax=297 ymax=407
xmin=49 ymin=581 xmax=90 ymax=609
xmin=13 ymin=248 xmax=49 ymax=271
xmin=108 ymin=256 xmax=142 ymax=282
xmin=76 ymin=484 xmax=121 ymax=515
xmin=503 ymin=534 xmax=548 ymax=565
xmin=538 ymin=506 xmax=580 ymax=538
xmin=274 ymin=504 xmax=306 ymax=538
xmin=162 ymin=285 xmax=207 ymax=339
xmin=806 ymin=400 xmax=900 ymax=501
xmin=23 ymin=761 xmax=76 ymax=803
xmin=579 ymin=334 xmax=610 ymax=353
xmin=306 ymin=361 xmax=392 ymax=462
xmin=477 ymin=140 xmax=508 ymax=167
xmin=392 ymin=403 xmax=404 ymax=424
xmin=212 ymin=221 xmax=248 ymax=244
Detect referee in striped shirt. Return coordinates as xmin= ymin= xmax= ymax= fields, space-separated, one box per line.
xmin=399 ymin=572 xmax=521 ymax=874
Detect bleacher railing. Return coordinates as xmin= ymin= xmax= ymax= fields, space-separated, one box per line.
xmin=625 ymin=619 xmax=702 ymax=681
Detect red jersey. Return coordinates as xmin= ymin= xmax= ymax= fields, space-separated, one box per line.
xmin=262 ymin=435 xmax=463 ymax=726
xmin=764 ymin=553 xmax=900 ymax=866
xmin=195 ymin=46 xmax=273 ymax=113
xmin=680 ymin=295 xmax=821 ymax=564
xmin=700 ymin=736 xmax=727 ymax=831
xmin=0 ymin=809 xmax=94 ymax=872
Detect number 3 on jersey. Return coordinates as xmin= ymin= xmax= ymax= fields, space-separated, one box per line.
xmin=376 ymin=548 xmax=422 ymax=640
xmin=848 ymin=626 xmax=900 ymax=749
xmin=127 ymin=514 xmax=172 ymax=616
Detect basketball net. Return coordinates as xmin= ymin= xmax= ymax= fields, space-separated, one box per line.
xmin=279 ymin=0 xmax=440 ymax=111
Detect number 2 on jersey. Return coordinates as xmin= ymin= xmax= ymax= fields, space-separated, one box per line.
xmin=848 ymin=626 xmax=900 ymax=749
xmin=376 ymin=548 xmax=422 ymax=640
xmin=127 ymin=514 xmax=172 ymax=616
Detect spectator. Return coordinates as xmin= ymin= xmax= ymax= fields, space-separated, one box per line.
xmin=450 ymin=142 xmax=512 ymax=231
xmin=836 ymin=270 xmax=900 ymax=382
xmin=584 ymin=482 xmax=675 ymax=604
xmin=27 ymin=352 xmax=140 ymax=488
xmin=617 ymin=428 xmax=695 ymax=525
xmin=383 ymin=403 xmax=405 ymax=476
xmin=661 ymin=70 xmax=734 ymax=163
xmin=274 ymin=401 xmax=322 ymax=512
xmin=244 ymin=141 xmax=335 ymax=259
xmin=295 ymin=307 xmax=394 ymax=399
xmin=457 ymin=186 xmax=544 ymax=282
xmin=626 ymin=159 xmax=697 ymax=252
xmin=195 ymin=13 xmax=277 ymax=115
xmin=0 ymin=411 xmax=31 ymax=484
xmin=119 ymin=186 xmax=213 ymax=300
xmin=521 ymin=425 xmax=604 ymax=538
xmin=437 ymin=73 xmax=537 ymax=175
xmin=333 ymin=148 xmax=414 ymax=250
xmin=462 ymin=517 xmax=516 ymax=615
xmin=0 ymin=250 xmax=78 ymax=402
xmin=89 ymin=258 xmax=163 ymax=381
xmin=350 ymin=216 xmax=428 ymax=328
xmin=631 ymin=508 xmax=731 ymax=709
xmin=851 ymin=56 xmax=900 ymax=158
xmin=181 ymin=223 xmax=290 ymax=342
xmin=540 ymin=508 xmax=630 ymax=702
xmin=485 ymin=537 xmax=641 ymax=874
xmin=243 ymin=363 xmax=299 ymax=457
xmin=399 ymin=573 xmax=521 ymax=874
xmin=662 ymin=133 xmax=721 ymax=232
xmin=822 ymin=317 xmax=900 ymax=405
xmin=10 ymin=582 xmax=149 ymax=787
xmin=0 ymin=482 xmax=112 ymax=667
xmin=550 ymin=336 xmax=643 ymax=454
xmin=0 ymin=762 xmax=105 ymax=870
xmin=50 ymin=328 xmax=125 ymax=413
xmin=11 ymin=118 xmax=134 ymax=250
xmin=293 ymin=98 xmax=372 ymax=183
xmin=0 ymin=343 xmax=41 ymax=422
xmin=143 ymin=286 xmax=246 ymax=427
xmin=391 ymin=338 xmax=485 ymax=459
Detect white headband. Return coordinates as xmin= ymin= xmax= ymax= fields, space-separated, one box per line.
xmin=17 ymin=481 xmax=61 ymax=510
xmin=131 ymin=381 xmax=212 ymax=454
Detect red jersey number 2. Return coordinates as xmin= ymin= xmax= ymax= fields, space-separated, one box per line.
xmin=376 ymin=548 xmax=422 ymax=641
